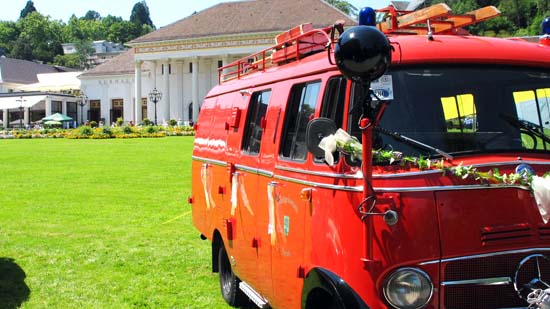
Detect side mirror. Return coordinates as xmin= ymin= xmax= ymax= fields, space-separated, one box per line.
xmin=306 ymin=117 xmax=337 ymax=157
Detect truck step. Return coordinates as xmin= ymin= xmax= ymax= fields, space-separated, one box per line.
xmin=239 ymin=281 xmax=270 ymax=309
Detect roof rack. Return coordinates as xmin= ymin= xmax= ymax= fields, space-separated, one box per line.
xmin=218 ymin=23 xmax=333 ymax=83
xmin=218 ymin=3 xmax=501 ymax=84
xmin=376 ymin=3 xmax=500 ymax=35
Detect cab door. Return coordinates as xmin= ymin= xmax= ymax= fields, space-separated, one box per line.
xmin=266 ymin=78 xmax=324 ymax=308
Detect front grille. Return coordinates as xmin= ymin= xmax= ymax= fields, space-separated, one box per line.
xmin=444 ymin=285 xmax=523 ymax=309
xmin=442 ymin=250 xmax=550 ymax=308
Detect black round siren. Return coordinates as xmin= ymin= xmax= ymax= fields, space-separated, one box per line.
xmin=335 ymin=26 xmax=392 ymax=82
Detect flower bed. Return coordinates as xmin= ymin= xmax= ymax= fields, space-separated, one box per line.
xmin=0 ymin=125 xmax=194 ymax=140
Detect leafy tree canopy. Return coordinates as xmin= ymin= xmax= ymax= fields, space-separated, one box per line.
xmin=12 ymin=12 xmax=63 ymax=63
xmin=130 ymin=1 xmax=154 ymax=28
xmin=83 ymin=10 xmax=101 ymax=21
xmin=19 ymin=0 xmax=37 ymax=19
xmin=426 ymin=0 xmax=550 ymax=36
xmin=326 ymin=0 xmax=358 ymax=17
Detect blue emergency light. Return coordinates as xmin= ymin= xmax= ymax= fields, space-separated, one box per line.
xmin=543 ymin=17 xmax=550 ymax=35
xmin=359 ymin=7 xmax=376 ymax=27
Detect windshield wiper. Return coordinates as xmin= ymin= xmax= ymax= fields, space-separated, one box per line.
xmin=375 ymin=126 xmax=454 ymax=160
xmin=500 ymin=114 xmax=550 ymax=145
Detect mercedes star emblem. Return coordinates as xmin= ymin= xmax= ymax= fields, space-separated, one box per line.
xmin=514 ymin=254 xmax=550 ymax=301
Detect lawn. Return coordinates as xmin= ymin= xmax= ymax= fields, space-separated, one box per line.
xmin=0 ymin=137 xmax=228 ymax=308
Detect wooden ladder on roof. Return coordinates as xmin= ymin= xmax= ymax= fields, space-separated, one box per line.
xmin=377 ymin=3 xmax=500 ymax=35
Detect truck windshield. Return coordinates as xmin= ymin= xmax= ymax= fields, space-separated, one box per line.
xmin=349 ymin=65 xmax=550 ymax=160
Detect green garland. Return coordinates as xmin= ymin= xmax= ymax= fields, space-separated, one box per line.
xmin=333 ymin=135 xmax=544 ymax=188
xmin=371 ymin=149 xmax=541 ymax=187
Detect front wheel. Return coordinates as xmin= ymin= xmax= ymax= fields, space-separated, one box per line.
xmin=218 ymin=245 xmax=247 ymax=307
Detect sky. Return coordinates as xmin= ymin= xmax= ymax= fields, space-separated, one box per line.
xmin=1 ymin=0 xmax=389 ymax=28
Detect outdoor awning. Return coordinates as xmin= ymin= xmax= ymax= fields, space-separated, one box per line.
xmin=0 ymin=95 xmax=47 ymax=109
xmin=42 ymin=113 xmax=72 ymax=122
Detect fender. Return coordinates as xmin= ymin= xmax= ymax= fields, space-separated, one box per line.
xmin=301 ymin=268 xmax=369 ymax=309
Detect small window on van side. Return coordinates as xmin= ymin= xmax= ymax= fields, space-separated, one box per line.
xmin=242 ymin=90 xmax=271 ymax=155
xmin=280 ymin=80 xmax=322 ymax=161
xmin=320 ymin=76 xmax=346 ymax=128
xmin=315 ymin=76 xmax=347 ymax=163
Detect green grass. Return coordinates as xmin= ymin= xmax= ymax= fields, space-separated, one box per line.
xmin=0 ymin=138 xmax=228 ymax=308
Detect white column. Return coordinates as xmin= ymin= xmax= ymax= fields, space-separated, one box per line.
xmin=176 ymin=61 xmax=184 ymax=122
xmin=62 ymin=99 xmax=67 ymax=115
xmin=2 ymin=109 xmax=7 ymax=128
xmin=210 ymin=59 xmax=217 ymax=90
xmin=192 ymin=57 xmax=199 ymax=121
xmin=148 ymin=61 xmax=158 ymax=122
xmin=45 ymin=96 xmax=52 ymax=116
xmin=134 ymin=60 xmax=142 ymax=123
xmin=24 ymin=107 xmax=29 ymax=127
xmin=101 ymin=81 xmax=110 ymax=125
xmin=151 ymin=61 xmax=157 ymax=88
xmin=163 ymin=60 xmax=171 ymax=123
xmin=221 ymin=54 xmax=229 ymax=82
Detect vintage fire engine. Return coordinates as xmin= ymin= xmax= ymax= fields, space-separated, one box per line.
xmin=190 ymin=2 xmax=550 ymax=308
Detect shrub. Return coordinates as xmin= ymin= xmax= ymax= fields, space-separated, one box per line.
xmin=168 ymin=119 xmax=177 ymax=127
xmin=146 ymin=126 xmax=159 ymax=134
xmin=78 ymin=126 xmax=93 ymax=136
xmin=116 ymin=117 xmax=124 ymax=127
xmin=89 ymin=121 xmax=98 ymax=128
xmin=143 ymin=118 xmax=152 ymax=126
xmin=101 ymin=126 xmax=113 ymax=137
xmin=122 ymin=126 xmax=134 ymax=134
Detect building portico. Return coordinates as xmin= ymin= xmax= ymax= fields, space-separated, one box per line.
xmin=78 ymin=0 xmax=355 ymax=125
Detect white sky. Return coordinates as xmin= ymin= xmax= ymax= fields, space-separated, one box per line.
xmin=0 ymin=0 xmax=389 ymax=27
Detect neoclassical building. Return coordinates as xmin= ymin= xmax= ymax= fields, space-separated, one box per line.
xmin=78 ymin=0 xmax=354 ymax=125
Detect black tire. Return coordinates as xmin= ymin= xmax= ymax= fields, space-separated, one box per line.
xmin=218 ymin=245 xmax=247 ymax=307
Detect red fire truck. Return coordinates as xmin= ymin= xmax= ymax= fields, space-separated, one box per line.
xmin=190 ymin=2 xmax=550 ymax=308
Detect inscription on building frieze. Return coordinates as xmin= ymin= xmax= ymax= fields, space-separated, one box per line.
xmin=135 ymin=38 xmax=273 ymax=54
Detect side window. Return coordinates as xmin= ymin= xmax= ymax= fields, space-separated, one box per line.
xmin=315 ymin=76 xmax=347 ymax=163
xmin=320 ymin=76 xmax=346 ymax=128
xmin=280 ymin=80 xmax=321 ymax=161
xmin=242 ymin=90 xmax=271 ymax=155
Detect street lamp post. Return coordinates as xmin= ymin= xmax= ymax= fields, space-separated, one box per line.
xmin=78 ymin=93 xmax=88 ymax=126
xmin=16 ymin=96 xmax=25 ymax=129
xmin=148 ymin=88 xmax=162 ymax=125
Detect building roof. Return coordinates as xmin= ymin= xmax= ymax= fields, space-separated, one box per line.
xmin=18 ymin=71 xmax=82 ymax=92
xmin=79 ymin=49 xmax=151 ymax=77
xmin=0 ymin=57 xmax=69 ymax=84
xmin=127 ymin=0 xmax=356 ymax=45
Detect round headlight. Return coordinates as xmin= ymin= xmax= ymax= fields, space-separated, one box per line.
xmin=383 ymin=268 xmax=433 ymax=309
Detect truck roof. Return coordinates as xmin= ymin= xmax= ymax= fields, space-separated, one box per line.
xmin=207 ymin=33 xmax=550 ymax=99
xmin=393 ymin=34 xmax=550 ymax=67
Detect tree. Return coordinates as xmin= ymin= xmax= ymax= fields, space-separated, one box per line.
xmin=19 ymin=0 xmax=37 ymax=19
xmin=130 ymin=1 xmax=154 ymax=28
xmin=326 ymin=0 xmax=357 ymax=17
xmin=12 ymin=12 xmax=63 ymax=63
xmin=53 ymin=53 xmax=80 ymax=69
xmin=83 ymin=10 xmax=101 ymax=21
xmin=10 ymin=37 xmax=33 ymax=60
xmin=107 ymin=20 xmax=139 ymax=43
xmin=0 ymin=21 xmax=19 ymax=56
xmin=74 ymin=40 xmax=95 ymax=69
xmin=62 ymin=15 xmax=106 ymax=43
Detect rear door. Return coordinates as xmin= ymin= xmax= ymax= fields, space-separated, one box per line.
xmin=228 ymin=88 xmax=272 ymax=295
